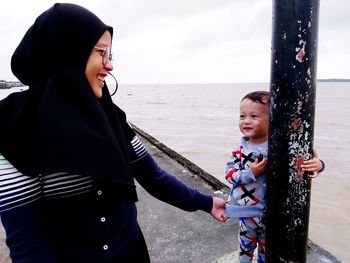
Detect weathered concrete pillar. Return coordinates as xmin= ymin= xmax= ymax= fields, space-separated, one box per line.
xmin=266 ymin=0 xmax=320 ymax=262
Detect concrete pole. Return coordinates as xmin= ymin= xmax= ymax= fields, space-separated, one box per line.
xmin=265 ymin=0 xmax=320 ymax=262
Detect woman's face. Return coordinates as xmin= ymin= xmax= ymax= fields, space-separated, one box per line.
xmin=85 ymin=30 xmax=113 ymax=98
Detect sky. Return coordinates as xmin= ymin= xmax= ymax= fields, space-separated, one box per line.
xmin=0 ymin=0 xmax=349 ymax=84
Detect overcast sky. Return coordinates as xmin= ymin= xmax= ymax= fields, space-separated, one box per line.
xmin=0 ymin=0 xmax=349 ymax=84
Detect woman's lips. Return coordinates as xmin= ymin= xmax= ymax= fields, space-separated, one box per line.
xmin=97 ymin=73 xmax=107 ymax=87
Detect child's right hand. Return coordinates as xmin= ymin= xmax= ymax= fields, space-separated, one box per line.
xmin=251 ymin=157 xmax=267 ymax=177
xmin=301 ymin=149 xmax=324 ymax=178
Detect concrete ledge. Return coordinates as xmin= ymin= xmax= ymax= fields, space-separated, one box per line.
xmin=131 ymin=123 xmax=230 ymax=193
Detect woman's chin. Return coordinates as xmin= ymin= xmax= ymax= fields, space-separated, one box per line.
xmin=92 ymin=87 xmax=103 ymax=98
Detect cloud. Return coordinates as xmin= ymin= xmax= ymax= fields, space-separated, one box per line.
xmin=109 ymin=0 xmax=273 ymax=83
xmin=0 ymin=0 xmax=348 ymax=83
xmin=317 ymin=1 xmax=350 ymax=79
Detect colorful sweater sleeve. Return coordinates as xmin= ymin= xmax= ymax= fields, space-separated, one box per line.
xmin=132 ymin=151 xmax=213 ymax=213
xmin=225 ymin=145 xmax=256 ymax=187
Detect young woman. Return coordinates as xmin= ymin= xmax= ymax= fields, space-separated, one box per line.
xmin=0 ymin=4 xmax=227 ymax=262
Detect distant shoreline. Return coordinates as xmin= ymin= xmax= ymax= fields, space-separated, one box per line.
xmin=0 ymin=80 xmax=25 ymax=89
xmin=1 ymin=79 xmax=350 ymax=87
xmin=317 ymin=78 xmax=350 ymax=82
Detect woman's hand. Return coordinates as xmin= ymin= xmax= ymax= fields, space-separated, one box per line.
xmin=211 ymin=197 xmax=228 ymax=222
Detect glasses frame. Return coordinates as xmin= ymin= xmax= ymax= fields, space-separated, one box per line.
xmin=94 ymin=46 xmax=114 ymax=65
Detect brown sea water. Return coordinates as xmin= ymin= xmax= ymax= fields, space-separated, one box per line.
xmin=114 ymin=82 xmax=349 ymax=262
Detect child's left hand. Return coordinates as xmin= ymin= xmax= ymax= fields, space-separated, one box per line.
xmin=300 ymin=149 xmax=324 ymax=178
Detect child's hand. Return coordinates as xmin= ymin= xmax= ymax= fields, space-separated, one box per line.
xmin=300 ymin=149 xmax=324 ymax=178
xmin=251 ymin=157 xmax=267 ymax=177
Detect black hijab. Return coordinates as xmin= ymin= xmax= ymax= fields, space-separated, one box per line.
xmin=0 ymin=3 xmax=137 ymax=200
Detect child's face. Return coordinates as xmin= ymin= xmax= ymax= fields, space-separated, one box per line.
xmin=239 ymin=98 xmax=269 ymax=144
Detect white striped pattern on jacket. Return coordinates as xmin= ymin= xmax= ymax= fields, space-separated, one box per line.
xmin=0 ymin=136 xmax=147 ymax=213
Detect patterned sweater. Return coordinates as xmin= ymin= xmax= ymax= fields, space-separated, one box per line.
xmin=224 ymin=137 xmax=267 ymax=218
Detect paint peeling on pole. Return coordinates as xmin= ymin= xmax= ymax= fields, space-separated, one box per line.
xmin=266 ymin=0 xmax=320 ymax=262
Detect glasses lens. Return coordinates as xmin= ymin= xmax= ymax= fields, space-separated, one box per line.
xmin=108 ymin=52 xmax=113 ymax=63
xmin=102 ymin=47 xmax=113 ymax=65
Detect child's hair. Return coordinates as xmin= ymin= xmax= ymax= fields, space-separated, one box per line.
xmin=241 ymin=91 xmax=270 ymax=105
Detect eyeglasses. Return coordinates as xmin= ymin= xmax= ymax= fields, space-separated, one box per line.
xmin=94 ymin=46 xmax=114 ymax=65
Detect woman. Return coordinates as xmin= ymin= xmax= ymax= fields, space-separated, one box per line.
xmin=0 ymin=3 xmax=227 ymax=263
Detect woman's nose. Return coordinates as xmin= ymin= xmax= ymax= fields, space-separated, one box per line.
xmin=104 ymin=60 xmax=113 ymax=71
